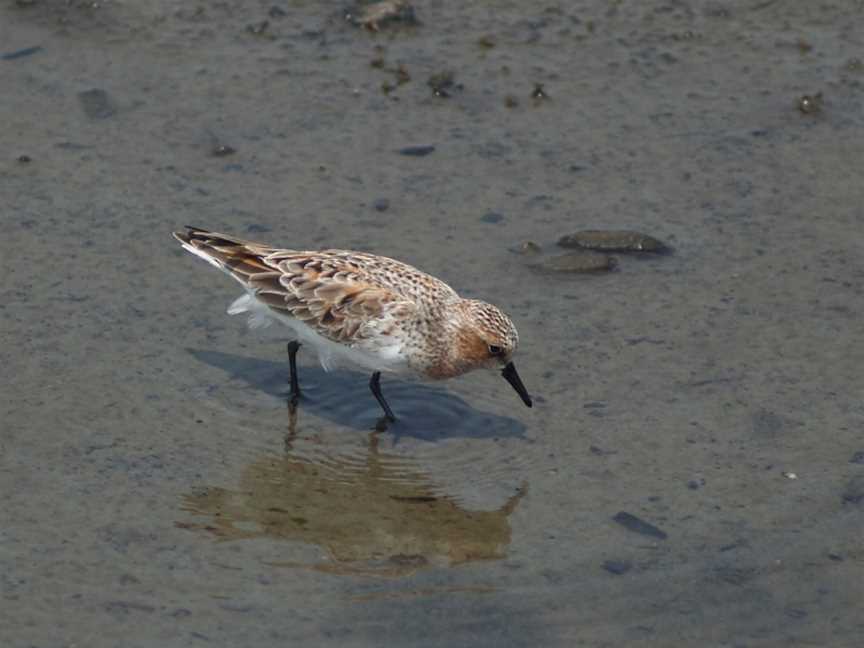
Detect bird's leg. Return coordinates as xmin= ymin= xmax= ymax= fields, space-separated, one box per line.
xmin=369 ymin=371 xmax=396 ymax=423
xmin=287 ymin=341 xmax=301 ymax=406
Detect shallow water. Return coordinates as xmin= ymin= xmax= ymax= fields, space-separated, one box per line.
xmin=3 ymin=1 xmax=864 ymax=646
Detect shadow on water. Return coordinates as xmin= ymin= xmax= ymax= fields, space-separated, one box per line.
xmin=188 ymin=348 xmax=527 ymax=442
xmin=178 ymin=424 xmax=528 ymax=577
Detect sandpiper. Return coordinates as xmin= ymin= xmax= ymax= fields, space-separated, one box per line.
xmin=174 ymin=227 xmax=532 ymax=421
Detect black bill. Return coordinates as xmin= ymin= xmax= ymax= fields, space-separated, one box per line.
xmin=501 ymin=362 xmax=533 ymax=408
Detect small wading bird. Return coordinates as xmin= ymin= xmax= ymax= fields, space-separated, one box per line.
xmin=173 ymin=227 xmax=532 ymax=422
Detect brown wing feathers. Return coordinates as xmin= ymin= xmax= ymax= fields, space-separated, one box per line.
xmin=174 ymin=227 xmax=411 ymax=344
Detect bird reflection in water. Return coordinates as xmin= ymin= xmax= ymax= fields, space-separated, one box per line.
xmin=178 ymin=405 xmax=527 ymax=577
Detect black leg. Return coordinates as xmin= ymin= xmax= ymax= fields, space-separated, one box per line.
xmin=369 ymin=371 xmax=396 ymax=422
xmin=287 ymin=341 xmax=301 ymax=405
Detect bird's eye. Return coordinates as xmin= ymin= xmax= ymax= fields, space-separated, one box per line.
xmin=488 ymin=345 xmax=503 ymax=356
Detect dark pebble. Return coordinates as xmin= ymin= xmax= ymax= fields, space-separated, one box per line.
xmin=246 ymin=20 xmax=269 ymax=35
xmin=798 ymin=93 xmax=822 ymax=115
xmin=481 ymin=211 xmax=504 ymax=224
xmin=589 ymin=445 xmax=616 ymax=456
xmin=388 ymin=554 xmax=428 ymax=567
xmin=428 ymin=71 xmax=460 ymax=98
xmin=17 ymin=155 xmax=31 ymax=163
xmin=78 ymin=88 xmax=115 ymax=120
xmin=268 ymin=6 xmax=286 ymax=18
xmin=602 ymin=560 xmax=632 ymax=575
xmin=612 ymin=511 xmax=668 ymax=539
xmin=849 ymin=451 xmax=864 ymax=464
xmin=531 ymin=83 xmax=549 ymax=100
xmin=1 ymin=45 xmax=42 ymax=61
xmin=212 ymin=144 xmax=236 ymax=157
xmin=372 ymin=198 xmax=390 ymax=212
xmin=841 ymin=474 xmax=864 ymax=506
xmin=398 ymin=145 xmax=435 ymax=157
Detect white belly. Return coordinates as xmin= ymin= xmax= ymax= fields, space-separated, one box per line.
xmin=227 ymin=293 xmax=412 ymax=375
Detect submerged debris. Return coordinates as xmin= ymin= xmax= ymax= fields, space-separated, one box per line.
xmin=510 ymin=241 xmax=542 ymax=255
xmin=530 ymin=250 xmax=616 ymax=274
xmin=1 ymin=45 xmax=42 ymax=61
xmin=346 ymin=0 xmax=416 ymax=31
xmin=612 ymin=512 xmax=668 ymax=539
xmin=427 ymin=71 xmax=461 ymax=98
xmin=212 ymin=144 xmax=236 ymax=157
xmin=246 ymin=20 xmax=270 ymax=36
xmin=557 ymin=230 xmax=669 ymax=254
xmin=531 ymin=83 xmax=549 ymax=101
xmin=477 ymin=35 xmax=497 ymax=49
xmin=797 ymin=92 xmax=823 ymax=115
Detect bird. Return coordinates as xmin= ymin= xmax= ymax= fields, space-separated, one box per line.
xmin=173 ymin=227 xmax=532 ymax=422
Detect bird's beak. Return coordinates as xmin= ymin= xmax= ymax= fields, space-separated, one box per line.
xmin=501 ymin=362 xmax=533 ymax=407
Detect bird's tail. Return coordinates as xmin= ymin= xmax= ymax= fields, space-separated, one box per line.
xmin=172 ymin=226 xmax=279 ymax=284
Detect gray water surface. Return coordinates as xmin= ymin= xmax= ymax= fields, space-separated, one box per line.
xmin=2 ymin=1 xmax=863 ymax=646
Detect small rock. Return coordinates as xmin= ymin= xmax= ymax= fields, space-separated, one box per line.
xmin=602 ymin=560 xmax=632 ymax=575
xmin=531 ymin=83 xmax=549 ymax=100
xmin=530 ymin=250 xmax=616 ymax=273
xmin=798 ymin=92 xmax=822 ymax=115
xmin=481 ymin=211 xmax=504 ymax=224
xmin=17 ymin=154 xmax=31 ymax=163
xmin=246 ymin=20 xmax=270 ymax=35
xmin=373 ymin=198 xmax=390 ymax=212
xmin=557 ymin=230 xmax=669 ymax=253
xmin=849 ymin=451 xmax=864 ymax=464
xmin=510 ymin=241 xmax=542 ymax=255
xmin=397 ymin=145 xmax=435 ymax=157
xmin=212 ymin=144 xmax=236 ymax=157
xmin=428 ymin=71 xmax=460 ymax=98
xmin=612 ymin=511 xmax=668 ymax=539
xmin=388 ymin=554 xmax=428 ymax=567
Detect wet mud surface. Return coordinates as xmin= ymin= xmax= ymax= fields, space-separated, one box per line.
xmin=3 ymin=1 xmax=864 ymax=646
